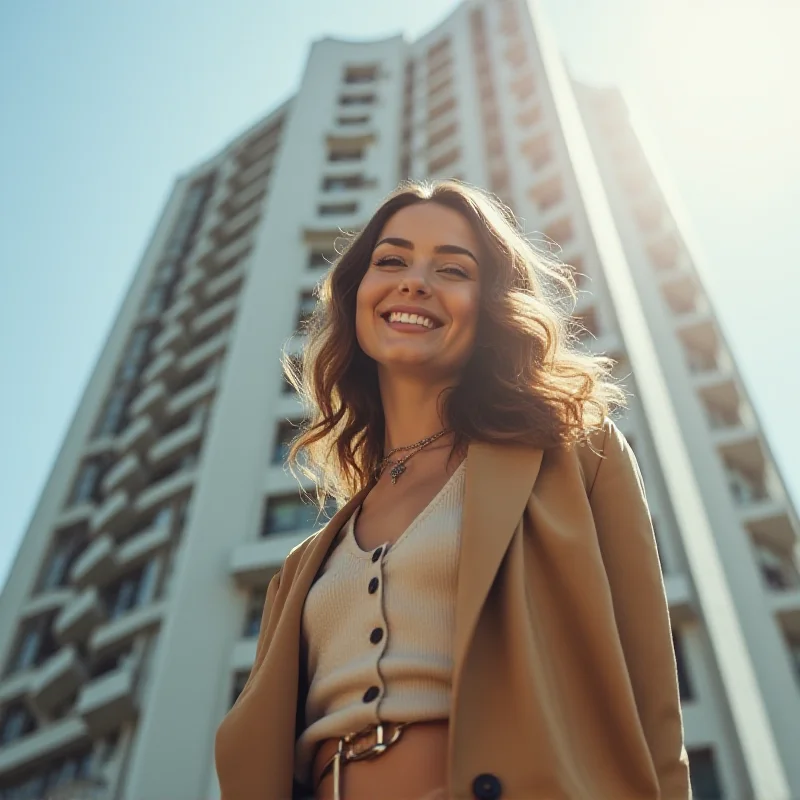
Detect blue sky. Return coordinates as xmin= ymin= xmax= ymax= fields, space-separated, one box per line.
xmin=1 ymin=0 xmax=798 ymax=589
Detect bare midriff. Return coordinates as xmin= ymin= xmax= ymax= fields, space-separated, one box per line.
xmin=312 ymin=720 xmax=450 ymax=800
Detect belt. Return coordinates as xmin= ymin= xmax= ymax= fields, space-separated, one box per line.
xmin=317 ymin=722 xmax=409 ymax=800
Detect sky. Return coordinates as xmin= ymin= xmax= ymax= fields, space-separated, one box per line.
xmin=1 ymin=0 xmax=799 ymax=590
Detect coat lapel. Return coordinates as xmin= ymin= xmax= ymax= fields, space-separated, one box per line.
xmin=453 ymin=441 xmax=544 ymax=688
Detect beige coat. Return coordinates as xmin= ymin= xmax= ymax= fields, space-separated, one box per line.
xmin=215 ymin=420 xmax=691 ymax=799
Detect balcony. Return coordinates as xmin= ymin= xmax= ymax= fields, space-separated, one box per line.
xmin=148 ymin=416 xmax=205 ymax=469
xmin=204 ymin=262 xmax=246 ymax=303
xmin=175 ymin=266 xmax=205 ymax=298
xmin=151 ymin=321 xmax=188 ymax=356
xmin=91 ymin=489 xmax=133 ymax=538
xmin=101 ymin=453 xmax=146 ymax=496
xmin=89 ymin=601 xmax=165 ymax=657
xmin=115 ymin=517 xmax=172 ymax=573
xmin=221 ymin=174 xmax=268 ymax=217
xmin=0 ymin=669 xmax=38 ymax=708
xmin=772 ymin=589 xmax=800 ymax=636
xmin=54 ymin=586 xmax=106 ymax=645
xmin=69 ymin=534 xmax=115 ymax=588
xmin=743 ymin=504 xmax=796 ymax=551
xmin=129 ymin=381 xmax=168 ymax=422
xmin=0 ymin=716 xmax=89 ymax=776
xmin=163 ymin=294 xmax=196 ymax=326
xmin=230 ymin=157 xmax=272 ymax=192
xmin=167 ymin=369 xmax=219 ymax=417
xmin=76 ymin=662 xmax=138 ymax=736
xmin=191 ymin=295 xmax=238 ymax=339
xmin=53 ymin=502 xmax=95 ymax=537
xmin=20 ymin=589 xmax=74 ymax=620
xmin=135 ymin=466 xmax=196 ymax=517
xmin=83 ymin=435 xmax=116 ymax=459
xmin=116 ymin=415 xmax=157 ymax=456
xmin=179 ymin=329 xmax=229 ymax=374
xmin=208 ymin=235 xmax=254 ymax=275
xmin=229 ymin=532 xmax=306 ymax=588
xmin=141 ymin=350 xmax=178 ymax=386
xmin=29 ymin=646 xmax=87 ymax=714
xmin=213 ymin=202 xmax=262 ymax=247
xmin=230 ymin=638 xmax=258 ymax=673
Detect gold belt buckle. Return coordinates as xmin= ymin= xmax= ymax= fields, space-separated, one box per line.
xmin=345 ymin=722 xmax=406 ymax=761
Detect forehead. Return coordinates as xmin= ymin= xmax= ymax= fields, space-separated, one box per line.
xmin=377 ymin=202 xmax=480 ymax=252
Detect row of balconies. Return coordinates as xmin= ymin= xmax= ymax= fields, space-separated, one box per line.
xmin=0 ymin=652 xmax=143 ymax=775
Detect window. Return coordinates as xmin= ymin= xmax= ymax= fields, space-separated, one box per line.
xmin=543 ymin=217 xmax=574 ymax=248
xmin=427 ymin=121 xmax=458 ymax=149
xmin=38 ymin=531 xmax=83 ymax=592
xmin=119 ymin=327 xmax=152 ymax=382
xmin=102 ymin=560 xmax=159 ymax=620
xmin=281 ymin=356 xmax=301 ymax=395
xmin=530 ymin=176 xmax=565 ymax=212
xmin=521 ymin=132 xmax=553 ymax=170
xmin=687 ymin=747 xmax=723 ymax=799
xmin=308 ymin=249 xmax=336 ymax=269
xmin=428 ymin=97 xmax=456 ymax=122
xmin=575 ymin=307 xmax=600 ymax=339
xmin=337 ymin=114 xmax=369 ymax=126
xmin=95 ymin=386 xmax=130 ymax=437
xmin=0 ymin=702 xmax=36 ymax=746
xmin=328 ymin=147 xmax=364 ymax=163
xmin=69 ymin=459 xmax=104 ymax=506
xmin=230 ymin=670 xmax=249 ymax=708
xmin=426 ymin=37 xmax=451 ymax=63
xmin=344 ymin=65 xmax=378 ymax=84
xmin=339 ymin=93 xmax=376 ymax=106
xmin=272 ymin=419 xmax=299 ymax=465
xmin=673 ymin=632 xmax=694 ymax=700
xmin=322 ymin=174 xmax=369 ymax=192
xmin=243 ymin=590 xmax=265 ymax=638
xmin=295 ymin=290 xmax=317 ymax=332
xmin=318 ymin=202 xmax=358 ymax=217
xmin=142 ymin=285 xmax=168 ymax=317
xmin=262 ymin=494 xmax=335 ymax=536
xmin=5 ymin=614 xmax=58 ymax=675
xmin=428 ymin=147 xmax=461 ymax=175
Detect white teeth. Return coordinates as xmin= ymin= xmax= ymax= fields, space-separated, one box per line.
xmin=387 ymin=311 xmax=435 ymax=329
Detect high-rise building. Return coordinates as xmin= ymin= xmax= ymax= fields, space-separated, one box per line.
xmin=1 ymin=0 xmax=799 ymax=798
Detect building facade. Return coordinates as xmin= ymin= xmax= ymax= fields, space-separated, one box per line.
xmin=1 ymin=1 xmax=799 ymax=798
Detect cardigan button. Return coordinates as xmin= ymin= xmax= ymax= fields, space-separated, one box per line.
xmin=371 ymin=547 xmax=383 ymax=562
xmin=472 ymin=773 xmax=502 ymax=800
xmin=362 ymin=686 xmax=380 ymax=703
xmin=368 ymin=577 xmax=379 ymax=594
xmin=370 ymin=627 xmax=384 ymax=644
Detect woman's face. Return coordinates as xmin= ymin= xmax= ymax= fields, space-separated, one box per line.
xmin=356 ymin=202 xmax=481 ymax=382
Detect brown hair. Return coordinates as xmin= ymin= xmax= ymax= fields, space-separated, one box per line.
xmin=283 ymin=180 xmax=625 ymax=507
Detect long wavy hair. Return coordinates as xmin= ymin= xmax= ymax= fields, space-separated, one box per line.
xmin=283 ymin=180 xmax=626 ymax=507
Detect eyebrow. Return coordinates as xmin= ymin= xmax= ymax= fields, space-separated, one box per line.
xmin=375 ymin=236 xmax=479 ymax=266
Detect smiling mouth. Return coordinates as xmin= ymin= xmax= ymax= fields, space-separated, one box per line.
xmin=380 ymin=311 xmax=441 ymax=331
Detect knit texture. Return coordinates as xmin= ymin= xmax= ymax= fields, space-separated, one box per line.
xmin=294 ymin=458 xmax=467 ymax=785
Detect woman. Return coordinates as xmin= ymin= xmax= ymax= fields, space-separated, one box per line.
xmin=215 ymin=181 xmax=692 ymax=800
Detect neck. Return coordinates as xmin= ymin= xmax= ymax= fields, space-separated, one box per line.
xmin=378 ymin=368 xmax=455 ymax=453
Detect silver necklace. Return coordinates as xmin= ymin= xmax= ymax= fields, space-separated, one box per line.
xmin=375 ymin=428 xmax=451 ymax=485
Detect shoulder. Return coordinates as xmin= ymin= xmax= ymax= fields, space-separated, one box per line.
xmin=572 ymin=417 xmax=628 ymax=495
xmin=273 ymin=525 xmax=329 ymax=587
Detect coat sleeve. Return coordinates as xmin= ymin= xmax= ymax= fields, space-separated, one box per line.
xmin=236 ymin=568 xmax=282 ymax=706
xmin=589 ymin=421 xmax=692 ymax=799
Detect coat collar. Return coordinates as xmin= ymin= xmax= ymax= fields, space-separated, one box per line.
xmin=288 ymin=440 xmax=544 ymax=678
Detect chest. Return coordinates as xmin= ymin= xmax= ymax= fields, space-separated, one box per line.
xmin=352 ymin=459 xmax=466 ymax=552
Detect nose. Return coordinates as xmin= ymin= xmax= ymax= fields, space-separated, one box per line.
xmin=398 ymin=271 xmax=431 ymax=297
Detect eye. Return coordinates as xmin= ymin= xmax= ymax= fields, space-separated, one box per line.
xmin=373 ymin=255 xmax=406 ymax=267
xmin=440 ymin=265 xmax=470 ymax=278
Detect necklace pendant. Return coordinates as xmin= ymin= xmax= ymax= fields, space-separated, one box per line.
xmin=390 ymin=462 xmax=406 ymax=484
